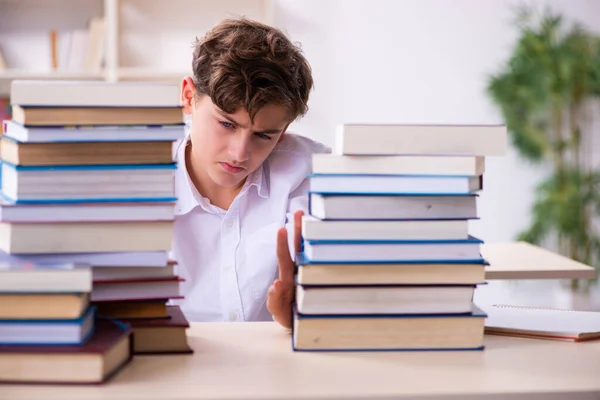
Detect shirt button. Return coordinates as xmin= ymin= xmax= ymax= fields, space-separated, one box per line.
xmin=223 ymin=264 xmax=232 ymax=272
xmin=229 ymin=312 xmax=238 ymax=321
xmin=224 ymin=219 xmax=233 ymax=228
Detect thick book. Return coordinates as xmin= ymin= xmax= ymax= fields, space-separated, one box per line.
xmin=2 ymin=120 xmax=186 ymax=143
xmin=124 ymin=305 xmax=193 ymax=354
xmin=0 ymin=293 xmax=89 ymax=320
xmin=308 ymin=173 xmax=483 ymax=195
xmin=0 ymin=317 xmax=133 ymax=384
xmin=308 ymin=193 xmax=478 ymax=220
xmin=0 ymin=136 xmax=175 ymax=166
xmin=484 ymin=304 xmax=600 ymax=342
xmin=296 ymin=284 xmax=479 ymax=315
xmin=0 ymin=261 xmax=91 ymax=293
xmin=10 ymin=80 xmax=181 ymax=107
xmin=296 ymin=252 xmax=487 ymax=286
xmin=1 ymin=162 xmax=177 ymax=203
xmin=0 ymin=221 xmax=173 ymax=254
xmin=292 ymin=304 xmax=487 ymax=351
xmin=334 ymin=124 xmax=506 ymax=156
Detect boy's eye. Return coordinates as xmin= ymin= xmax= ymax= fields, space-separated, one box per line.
xmin=255 ymin=132 xmax=272 ymax=141
xmin=220 ymin=121 xmax=234 ymax=129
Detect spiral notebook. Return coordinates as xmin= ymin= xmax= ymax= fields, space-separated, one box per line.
xmin=484 ymin=304 xmax=600 ymax=342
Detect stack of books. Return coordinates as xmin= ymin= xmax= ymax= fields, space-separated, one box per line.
xmin=0 ymin=80 xmax=191 ymax=357
xmin=0 ymin=262 xmax=133 ymax=384
xmin=292 ymin=123 xmax=507 ymax=351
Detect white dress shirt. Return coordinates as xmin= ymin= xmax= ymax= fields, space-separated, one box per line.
xmin=169 ymin=132 xmax=330 ymax=322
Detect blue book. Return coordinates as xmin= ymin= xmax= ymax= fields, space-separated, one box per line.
xmin=302 ymin=236 xmax=485 ymax=263
xmin=1 ymin=162 xmax=177 ymax=204
xmin=0 ymin=307 xmax=95 ymax=345
xmin=308 ymin=173 xmax=482 ymax=195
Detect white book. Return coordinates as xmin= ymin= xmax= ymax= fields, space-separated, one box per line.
xmin=0 ymin=221 xmax=173 ymax=254
xmin=0 ymin=262 xmax=92 ymax=293
xmin=312 ymin=154 xmax=485 ymax=175
xmin=334 ymin=124 xmax=506 ymax=156
xmin=10 ymin=80 xmax=181 ymax=107
xmin=309 ymin=193 xmax=478 ymax=220
xmin=309 ymin=174 xmax=482 ymax=195
xmin=484 ymin=304 xmax=600 ymax=341
xmin=2 ymin=120 xmax=186 ymax=143
xmin=296 ymin=285 xmax=476 ymax=315
xmin=302 ymin=215 xmax=469 ymax=241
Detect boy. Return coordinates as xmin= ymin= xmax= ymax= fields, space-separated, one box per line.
xmin=170 ymin=17 xmax=329 ymax=329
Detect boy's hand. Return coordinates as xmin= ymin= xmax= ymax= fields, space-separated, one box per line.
xmin=267 ymin=210 xmax=303 ymax=329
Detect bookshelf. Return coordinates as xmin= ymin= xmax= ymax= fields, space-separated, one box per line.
xmin=0 ymin=0 xmax=273 ymax=96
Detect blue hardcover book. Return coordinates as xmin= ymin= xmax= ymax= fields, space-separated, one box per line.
xmin=1 ymin=162 xmax=178 ymax=204
xmin=291 ymin=303 xmax=487 ymax=352
xmin=308 ymin=173 xmax=483 ymax=195
xmin=0 ymin=306 xmax=95 ymax=345
xmin=302 ymin=236 xmax=485 ymax=263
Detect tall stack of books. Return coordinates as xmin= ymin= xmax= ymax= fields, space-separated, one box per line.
xmin=292 ymin=123 xmax=507 ymax=352
xmin=0 ymin=80 xmax=191 ymax=360
xmin=0 ymin=262 xmax=133 ymax=384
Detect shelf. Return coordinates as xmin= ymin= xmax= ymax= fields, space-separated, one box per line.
xmin=116 ymin=67 xmax=191 ymax=81
xmin=0 ymin=0 xmax=274 ymax=97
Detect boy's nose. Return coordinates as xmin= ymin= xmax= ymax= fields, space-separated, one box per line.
xmin=230 ymin=134 xmax=250 ymax=162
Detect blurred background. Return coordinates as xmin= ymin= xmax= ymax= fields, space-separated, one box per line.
xmin=1 ymin=0 xmax=599 ymax=308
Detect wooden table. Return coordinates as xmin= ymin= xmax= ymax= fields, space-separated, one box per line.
xmin=2 ymin=322 xmax=600 ymax=400
xmin=482 ymin=241 xmax=597 ymax=280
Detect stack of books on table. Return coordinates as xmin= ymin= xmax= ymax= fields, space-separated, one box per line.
xmin=0 ymin=80 xmax=191 ymax=357
xmin=0 ymin=262 xmax=133 ymax=384
xmin=292 ymin=123 xmax=507 ymax=352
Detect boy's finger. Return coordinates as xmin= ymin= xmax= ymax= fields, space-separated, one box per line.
xmin=294 ymin=210 xmax=304 ymax=254
xmin=276 ymin=227 xmax=295 ymax=283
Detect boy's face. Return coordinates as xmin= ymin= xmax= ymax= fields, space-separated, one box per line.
xmin=182 ymin=81 xmax=291 ymax=191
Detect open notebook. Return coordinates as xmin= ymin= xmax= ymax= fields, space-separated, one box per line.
xmin=484 ymin=304 xmax=600 ymax=342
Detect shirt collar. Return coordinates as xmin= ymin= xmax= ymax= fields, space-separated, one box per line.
xmin=174 ymin=135 xmax=269 ymax=216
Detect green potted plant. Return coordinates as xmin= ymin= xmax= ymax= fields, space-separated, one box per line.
xmin=487 ymin=6 xmax=600 ymax=289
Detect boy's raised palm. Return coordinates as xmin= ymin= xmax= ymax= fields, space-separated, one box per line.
xmin=267 ymin=210 xmax=303 ymax=329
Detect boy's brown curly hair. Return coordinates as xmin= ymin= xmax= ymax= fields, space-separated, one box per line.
xmin=192 ymin=17 xmax=313 ymax=123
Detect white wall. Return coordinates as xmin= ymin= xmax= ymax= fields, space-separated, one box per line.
xmin=277 ymin=0 xmax=600 ymax=245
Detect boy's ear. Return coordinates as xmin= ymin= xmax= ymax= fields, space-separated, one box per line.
xmin=180 ymin=76 xmax=196 ymax=114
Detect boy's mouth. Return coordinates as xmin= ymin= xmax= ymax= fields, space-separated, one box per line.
xmin=220 ymin=162 xmax=245 ymax=174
